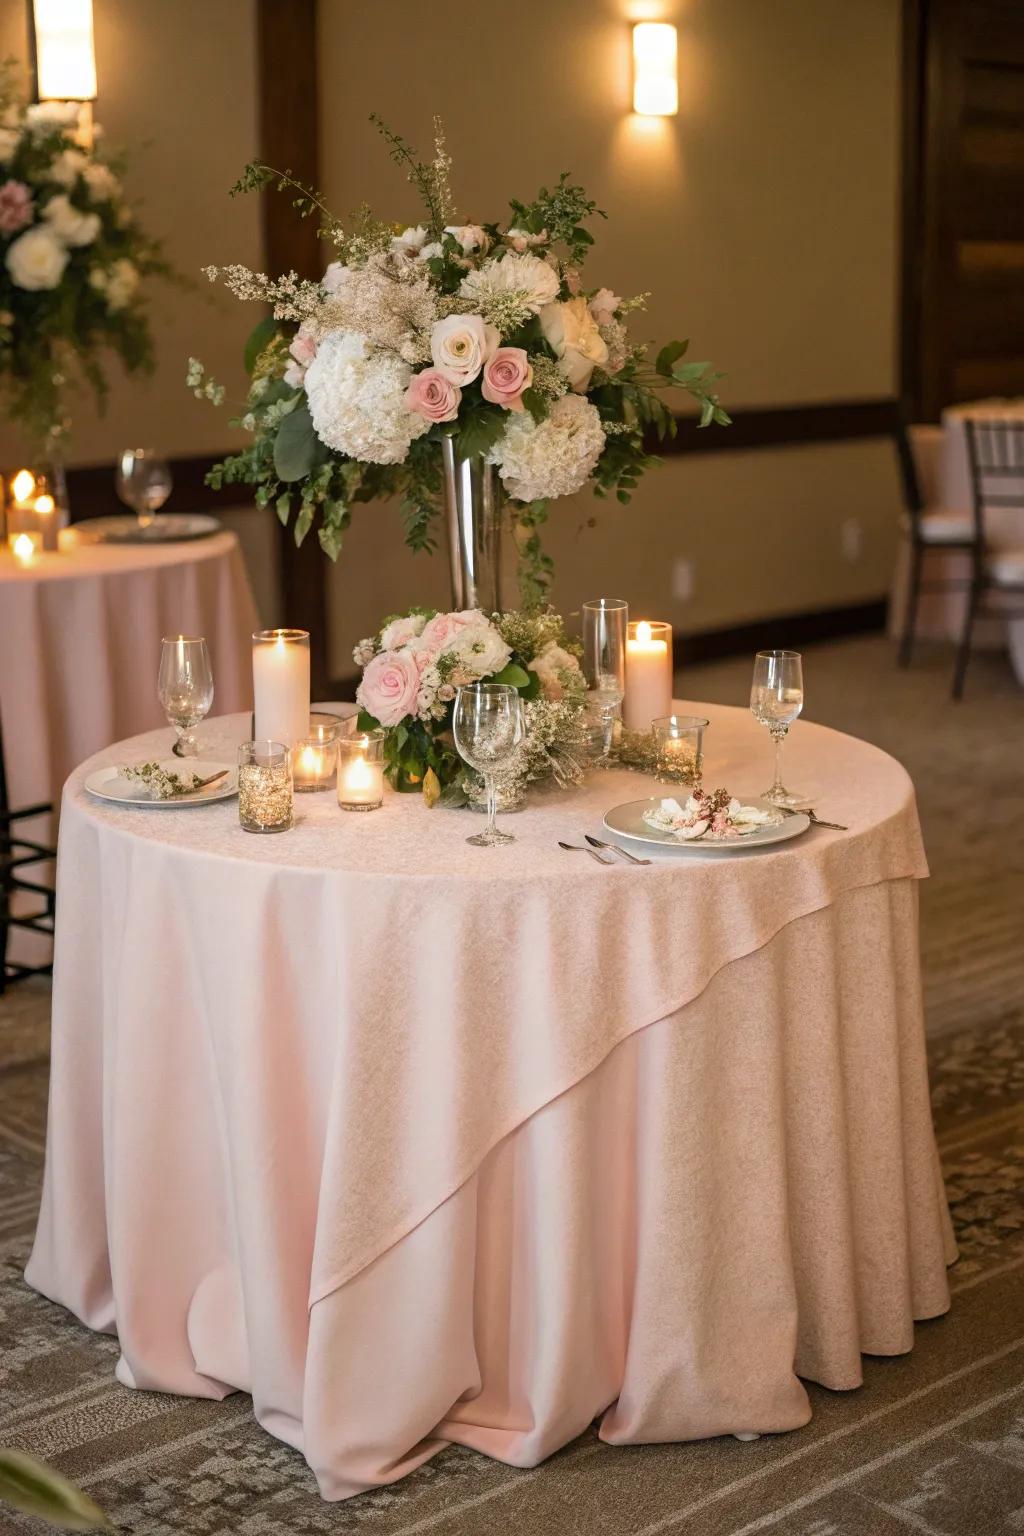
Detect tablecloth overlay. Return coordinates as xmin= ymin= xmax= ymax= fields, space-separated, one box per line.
xmin=27 ymin=705 xmax=955 ymax=1499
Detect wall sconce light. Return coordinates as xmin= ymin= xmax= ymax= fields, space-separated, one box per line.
xmin=632 ymin=22 xmax=678 ymax=116
xmin=30 ymin=0 xmax=97 ymax=103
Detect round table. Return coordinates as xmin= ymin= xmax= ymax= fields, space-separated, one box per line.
xmin=0 ymin=528 xmax=258 ymax=817
xmin=27 ymin=706 xmax=955 ymax=1502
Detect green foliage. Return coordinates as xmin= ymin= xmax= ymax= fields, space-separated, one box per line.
xmin=0 ymin=1449 xmax=110 ymax=1531
xmin=272 ymin=398 xmax=321 ymax=482
xmin=508 ymin=172 xmax=606 ymax=266
xmin=244 ymin=314 xmax=279 ymax=373
xmin=454 ymin=410 xmax=506 ymax=462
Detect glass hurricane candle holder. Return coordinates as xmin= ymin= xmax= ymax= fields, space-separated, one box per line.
xmin=238 ymin=740 xmax=293 ymax=833
xmin=337 ymin=729 xmax=385 ymax=812
xmin=653 ymin=714 xmax=709 ymax=786
xmin=293 ymin=719 xmax=340 ymax=793
xmin=624 ymin=620 xmax=672 ymax=731
xmin=252 ymin=629 xmax=310 ymax=747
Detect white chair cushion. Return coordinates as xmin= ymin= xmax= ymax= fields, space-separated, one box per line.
xmin=901 ymin=510 xmax=975 ymax=544
xmin=988 ymin=547 xmax=1024 ymax=586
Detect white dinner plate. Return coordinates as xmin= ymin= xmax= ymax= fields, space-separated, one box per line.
xmin=603 ymin=797 xmax=810 ymax=853
xmin=85 ymin=760 xmax=238 ymax=807
xmin=70 ymin=514 xmax=222 ymax=544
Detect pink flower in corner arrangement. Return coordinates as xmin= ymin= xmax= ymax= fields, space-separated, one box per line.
xmin=357 ymin=649 xmax=422 ymax=727
xmin=419 ymin=608 xmax=482 ymax=652
xmin=481 ymin=348 xmax=533 ymax=411
xmin=404 ymin=367 xmax=462 ymax=423
xmin=0 ymin=180 xmax=33 ymax=234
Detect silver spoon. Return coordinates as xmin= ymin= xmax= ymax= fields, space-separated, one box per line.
xmin=558 ymin=841 xmax=612 ymax=865
xmin=584 ymin=834 xmax=652 ymax=866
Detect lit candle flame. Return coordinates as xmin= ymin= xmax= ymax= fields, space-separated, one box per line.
xmin=299 ymin=745 xmax=318 ymax=773
xmin=34 ymin=493 xmax=55 ymax=515
xmin=348 ymin=756 xmax=372 ymax=790
xmin=637 ymin=620 xmax=652 ymax=645
xmin=12 ymin=469 xmax=35 ymax=503
xmin=12 ymin=533 xmax=35 ymax=563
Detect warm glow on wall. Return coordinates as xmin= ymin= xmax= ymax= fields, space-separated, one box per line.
xmin=632 ymin=22 xmax=677 ymax=116
xmin=32 ymin=0 xmax=97 ymax=101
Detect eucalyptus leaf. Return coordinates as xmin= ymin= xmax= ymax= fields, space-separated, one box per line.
xmin=656 ymin=339 xmax=688 ymax=377
xmin=293 ymin=503 xmax=314 ymax=545
xmin=273 ymin=400 xmax=320 ymax=483
xmin=0 ymin=1451 xmax=111 ymax=1531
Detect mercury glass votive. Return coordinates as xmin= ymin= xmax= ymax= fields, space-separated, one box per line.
xmin=238 ymin=740 xmax=293 ymax=833
xmin=292 ymin=719 xmax=340 ymax=793
xmin=653 ymin=714 xmax=709 ymax=786
xmin=337 ymin=729 xmax=385 ymax=812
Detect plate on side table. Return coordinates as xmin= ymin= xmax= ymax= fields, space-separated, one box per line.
xmin=603 ymin=797 xmax=810 ymax=854
xmin=70 ymin=515 xmax=222 ymax=545
xmin=85 ymin=760 xmax=238 ymax=807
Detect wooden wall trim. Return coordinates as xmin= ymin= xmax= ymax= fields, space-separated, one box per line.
xmin=661 ymin=397 xmax=900 ymax=456
xmin=256 ymin=0 xmax=328 ymax=695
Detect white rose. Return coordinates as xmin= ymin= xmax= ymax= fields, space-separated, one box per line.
xmin=391 ymin=225 xmax=429 ymax=256
xmin=539 ymin=296 xmax=610 ymax=392
xmin=83 ymin=162 xmax=119 ymax=200
xmin=380 ymin=613 xmax=428 ymax=650
xmin=43 ymin=193 xmax=100 ymax=247
xmin=103 ymin=258 xmax=139 ymax=311
xmin=444 ymin=224 xmax=489 ymax=255
xmin=5 ymin=226 xmax=69 ymax=290
xmin=529 ymin=641 xmax=581 ymax=702
xmin=429 ymin=313 xmax=498 ymax=385
xmin=50 ymin=147 xmax=88 ymax=187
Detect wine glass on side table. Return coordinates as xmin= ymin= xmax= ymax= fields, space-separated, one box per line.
xmin=583 ymin=598 xmax=628 ymax=766
xmin=453 ymin=683 xmax=525 ymax=847
xmin=158 ymin=636 xmax=214 ymax=758
xmin=116 ymin=449 xmax=173 ymax=533
xmin=750 ymin=648 xmax=804 ymax=806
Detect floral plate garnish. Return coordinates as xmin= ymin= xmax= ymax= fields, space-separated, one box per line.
xmin=116 ymin=763 xmax=215 ymax=800
xmin=642 ymin=790 xmax=782 ymax=842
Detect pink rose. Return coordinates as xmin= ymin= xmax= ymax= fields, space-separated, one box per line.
xmin=589 ymin=287 xmax=621 ymax=326
xmin=419 ymin=608 xmax=483 ymax=652
xmin=284 ymin=322 xmax=317 ymax=387
xmin=481 ymin=347 xmax=533 ymax=412
xmin=404 ymin=366 xmax=462 ymax=423
xmin=357 ymin=649 xmax=421 ymax=726
xmin=0 ymin=180 xmax=33 ymax=235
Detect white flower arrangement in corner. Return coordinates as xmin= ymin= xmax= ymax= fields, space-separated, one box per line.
xmin=191 ymin=116 xmax=730 ymax=607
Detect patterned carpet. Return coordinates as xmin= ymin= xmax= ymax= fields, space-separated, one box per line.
xmin=1 ymin=633 xmax=1022 ymax=1535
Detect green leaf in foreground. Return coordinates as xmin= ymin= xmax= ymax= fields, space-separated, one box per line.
xmin=489 ymin=662 xmax=532 ymax=690
xmin=0 ymin=1450 xmax=111 ymax=1531
xmin=244 ymin=313 xmax=279 ymax=374
xmin=273 ymin=400 xmax=319 ymax=482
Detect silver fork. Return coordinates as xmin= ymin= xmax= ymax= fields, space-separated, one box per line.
xmin=779 ymin=806 xmax=848 ymax=831
xmin=558 ymin=840 xmax=613 ymax=865
xmin=584 ymin=834 xmax=652 ymax=866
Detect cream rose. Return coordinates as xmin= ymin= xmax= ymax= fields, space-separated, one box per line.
xmin=539 ymin=297 xmax=610 ymax=392
xmin=5 ymin=226 xmax=69 ymax=290
xmin=43 ymin=193 xmax=100 ymax=248
xmin=429 ymin=313 xmax=498 ymax=385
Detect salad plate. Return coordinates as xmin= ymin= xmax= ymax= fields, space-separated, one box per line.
xmin=603 ymin=795 xmax=809 ymax=853
xmin=85 ymin=760 xmax=238 ymax=807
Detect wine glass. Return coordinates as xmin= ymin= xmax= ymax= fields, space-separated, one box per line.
xmin=750 ymin=649 xmax=804 ymax=806
xmin=158 ymin=636 xmax=214 ymax=758
xmin=452 ymin=683 xmax=525 ymax=847
xmin=116 ymin=449 xmax=172 ymax=532
xmin=582 ymin=598 xmax=628 ymax=766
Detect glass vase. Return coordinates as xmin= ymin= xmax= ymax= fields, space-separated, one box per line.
xmin=442 ymin=436 xmax=504 ymax=612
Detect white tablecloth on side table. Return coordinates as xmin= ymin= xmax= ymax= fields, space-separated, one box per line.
xmin=0 ymin=528 xmax=258 ymax=815
xmin=27 ymin=706 xmax=955 ymax=1501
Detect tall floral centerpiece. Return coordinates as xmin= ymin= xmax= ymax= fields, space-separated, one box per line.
xmin=192 ymin=117 xmax=729 ymax=609
xmin=0 ymin=65 xmax=171 ymax=467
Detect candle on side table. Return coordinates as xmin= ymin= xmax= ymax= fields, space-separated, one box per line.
xmin=337 ymin=730 xmax=385 ymax=811
xmin=252 ymin=629 xmax=310 ymax=747
xmin=34 ymin=492 xmax=58 ymax=552
xmin=10 ymin=532 xmax=40 ymax=566
xmin=624 ymin=620 xmax=672 ymax=731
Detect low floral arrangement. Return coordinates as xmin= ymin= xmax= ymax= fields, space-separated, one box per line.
xmin=192 ymin=116 xmax=728 ymax=602
xmin=0 ymin=65 xmax=171 ymax=450
xmin=643 ymin=791 xmax=781 ymax=842
xmin=353 ymin=606 xmax=589 ymax=800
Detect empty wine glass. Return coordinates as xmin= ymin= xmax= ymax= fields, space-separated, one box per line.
xmin=750 ymin=649 xmax=804 ymax=806
xmin=453 ymin=683 xmax=525 ymax=847
xmin=582 ymin=598 xmax=628 ymax=766
xmin=158 ymin=636 xmax=214 ymax=758
xmin=116 ymin=448 xmax=172 ymax=532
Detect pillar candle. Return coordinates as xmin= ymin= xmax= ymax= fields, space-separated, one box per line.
xmin=34 ymin=493 xmax=58 ymax=552
xmin=624 ymin=620 xmax=672 ymax=731
xmin=252 ymin=629 xmax=310 ymax=747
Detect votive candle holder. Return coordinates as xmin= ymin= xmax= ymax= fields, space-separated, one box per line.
xmin=238 ymin=740 xmax=293 ymax=833
xmin=293 ymin=719 xmax=340 ymax=793
xmin=653 ymin=714 xmax=709 ymax=786
xmin=337 ymin=729 xmax=385 ymax=812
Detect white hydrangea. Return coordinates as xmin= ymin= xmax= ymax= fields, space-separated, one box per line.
xmin=459 ymin=252 xmax=559 ymax=317
xmin=488 ymin=393 xmax=606 ymax=503
xmin=304 ymin=329 xmax=429 ymax=465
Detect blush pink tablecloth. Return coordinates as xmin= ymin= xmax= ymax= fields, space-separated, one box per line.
xmin=26 ymin=706 xmax=955 ymax=1501
xmin=0 ymin=528 xmax=257 ymax=816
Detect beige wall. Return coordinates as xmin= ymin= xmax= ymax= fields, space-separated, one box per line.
xmin=0 ymin=0 xmax=262 ymax=466
xmin=318 ymin=0 xmax=904 ymax=675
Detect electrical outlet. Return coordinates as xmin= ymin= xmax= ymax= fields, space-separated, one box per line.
xmin=840 ymin=518 xmax=863 ymax=563
xmin=673 ymin=558 xmax=694 ymax=601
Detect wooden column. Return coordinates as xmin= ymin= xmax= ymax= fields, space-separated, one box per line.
xmin=256 ymin=0 xmax=328 ymax=697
